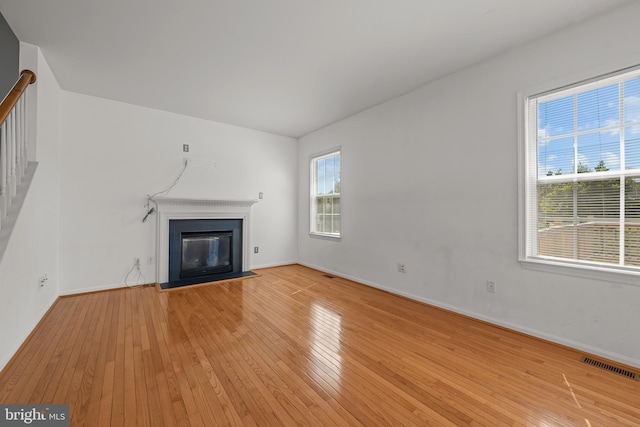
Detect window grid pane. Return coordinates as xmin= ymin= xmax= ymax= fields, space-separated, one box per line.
xmin=537 ymin=182 xmax=576 ymax=259
xmin=625 ymin=126 xmax=640 ymax=169
xmin=625 ymin=176 xmax=640 ymax=265
xmin=624 ymin=77 xmax=640 ymax=125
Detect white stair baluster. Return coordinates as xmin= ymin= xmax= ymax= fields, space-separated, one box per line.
xmin=16 ymin=99 xmax=22 ymax=185
xmin=21 ymin=97 xmax=27 ymax=168
xmin=8 ymin=110 xmax=15 ymax=199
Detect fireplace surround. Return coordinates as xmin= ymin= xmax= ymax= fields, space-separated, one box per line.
xmin=153 ymin=198 xmax=258 ymax=288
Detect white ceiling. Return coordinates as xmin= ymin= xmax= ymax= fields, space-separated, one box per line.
xmin=0 ymin=0 xmax=630 ymax=137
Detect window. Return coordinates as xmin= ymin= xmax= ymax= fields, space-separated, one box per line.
xmin=310 ymin=149 xmax=341 ymax=237
xmin=522 ymin=67 xmax=640 ymax=277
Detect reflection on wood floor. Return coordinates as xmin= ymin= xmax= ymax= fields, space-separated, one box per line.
xmin=1 ymin=264 xmax=639 ymax=426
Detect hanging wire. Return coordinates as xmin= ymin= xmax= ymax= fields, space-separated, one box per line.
xmin=148 ymin=159 xmax=189 ymax=200
xmin=142 ymin=159 xmax=189 ymax=222
xmin=123 ymin=261 xmax=147 ymax=288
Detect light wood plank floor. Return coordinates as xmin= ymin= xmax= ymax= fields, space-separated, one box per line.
xmin=1 ymin=265 xmax=639 ymax=426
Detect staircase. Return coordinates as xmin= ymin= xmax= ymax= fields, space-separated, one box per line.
xmin=0 ymin=69 xmax=36 ymax=255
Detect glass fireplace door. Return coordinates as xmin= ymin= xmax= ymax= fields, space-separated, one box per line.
xmin=180 ymin=231 xmax=233 ymax=278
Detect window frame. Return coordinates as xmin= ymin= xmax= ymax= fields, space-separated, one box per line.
xmin=519 ymin=65 xmax=640 ymax=286
xmin=309 ymin=148 xmax=341 ymax=239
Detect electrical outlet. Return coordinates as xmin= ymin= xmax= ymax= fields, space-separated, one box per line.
xmin=254 ymin=246 xmax=259 ymax=253
xmin=259 ymin=192 xmax=264 ymax=199
xmin=397 ymin=263 xmax=406 ymax=273
xmin=134 ymin=257 xmax=140 ymax=268
xmin=487 ymin=280 xmax=496 ymax=293
xmin=183 ymin=144 xmax=189 ymax=152
xmin=38 ymin=275 xmax=48 ymax=288
xmin=147 ymin=257 xmax=154 ymax=265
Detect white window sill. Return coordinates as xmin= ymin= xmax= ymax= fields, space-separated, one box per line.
xmin=309 ymin=232 xmax=341 ymax=241
xmin=519 ymin=257 xmax=640 ymax=287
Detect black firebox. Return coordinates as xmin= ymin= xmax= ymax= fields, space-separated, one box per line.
xmin=179 ymin=230 xmax=233 ymax=278
xmin=166 ymin=218 xmax=246 ymax=284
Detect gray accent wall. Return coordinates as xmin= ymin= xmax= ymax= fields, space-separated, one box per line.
xmin=0 ymin=12 xmax=19 ymax=97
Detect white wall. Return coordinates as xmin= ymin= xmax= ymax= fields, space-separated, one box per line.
xmin=58 ymin=93 xmax=297 ymax=294
xmin=298 ymin=2 xmax=640 ymax=368
xmin=0 ymin=43 xmax=60 ymax=371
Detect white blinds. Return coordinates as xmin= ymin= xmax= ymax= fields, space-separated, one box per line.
xmin=525 ymin=67 xmax=640 ymax=270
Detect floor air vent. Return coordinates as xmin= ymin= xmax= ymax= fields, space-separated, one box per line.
xmin=322 ymin=274 xmax=335 ymax=279
xmin=581 ymin=356 xmax=639 ymax=381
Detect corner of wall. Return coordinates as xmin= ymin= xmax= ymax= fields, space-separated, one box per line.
xmin=0 ymin=41 xmax=62 ymax=373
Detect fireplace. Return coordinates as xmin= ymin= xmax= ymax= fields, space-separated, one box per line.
xmin=153 ymin=198 xmax=258 ymax=289
xmin=168 ymin=218 xmax=243 ymax=283
xmin=180 ymin=230 xmax=233 ymax=278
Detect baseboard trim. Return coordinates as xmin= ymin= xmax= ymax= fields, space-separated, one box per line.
xmin=59 ymin=263 xmax=297 ymax=296
xmin=251 ymin=261 xmax=297 ymax=270
xmin=58 ymin=282 xmax=131 ymax=296
xmin=0 ymin=294 xmax=57 ymax=375
xmin=296 ymin=262 xmax=640 ymax=370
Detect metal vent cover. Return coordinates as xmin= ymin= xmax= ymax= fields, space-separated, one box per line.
xmin=581 ymin=356 xmax=639 ymax=381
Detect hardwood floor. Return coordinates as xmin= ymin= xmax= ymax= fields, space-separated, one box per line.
xmin=1 ymin=265 xmax=639 ymax=426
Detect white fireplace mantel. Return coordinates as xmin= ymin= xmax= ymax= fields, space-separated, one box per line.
xmin=152 ymin=198 xmax=258 ymax=283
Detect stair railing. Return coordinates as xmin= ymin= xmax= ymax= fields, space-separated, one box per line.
xmin=0 ymin=69 xmax=36 ymax=231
